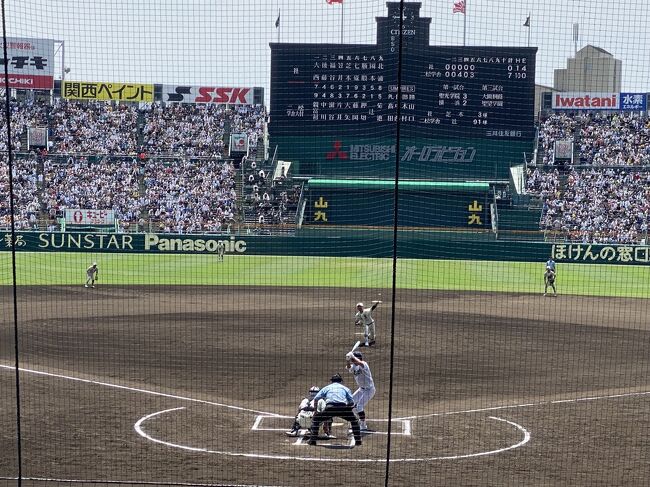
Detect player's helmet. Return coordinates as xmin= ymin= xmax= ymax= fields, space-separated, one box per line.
xmin=353 ymin=351 xmax=363 ymax=361
xmin=546 ymin=265 xmax=551 ymax=270
xmin=331 ymin=373 xmax=343 ymax=383
xmin=308 ymin=386 xmax=320 ymax=398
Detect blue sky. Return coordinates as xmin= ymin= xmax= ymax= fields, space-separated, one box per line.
xmin=6 ymin=0 xmax=650 ymax=97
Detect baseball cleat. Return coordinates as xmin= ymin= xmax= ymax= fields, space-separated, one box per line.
xmin=84 ymin=285 xmax=88 ymax=288
xmin=285 ymin=430 xmax=299 ymax=437
xmin=355 ymin=440 xmax=363 ymax=447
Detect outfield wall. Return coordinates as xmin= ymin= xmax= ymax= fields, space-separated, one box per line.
xmin=2 ymin=231 xmax=650 ymax=265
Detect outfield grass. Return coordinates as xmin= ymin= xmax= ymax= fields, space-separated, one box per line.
xmin=1 ymin=252 xmax=649 ymax=298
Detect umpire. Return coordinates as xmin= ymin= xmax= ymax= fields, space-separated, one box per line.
xmin=308 ymin=373 xmax=362 ymax=447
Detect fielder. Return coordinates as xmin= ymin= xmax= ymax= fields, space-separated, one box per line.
xmin=544 ymin=266 xmax=557 ymax=296
xmin=285 ymin=386 xmax=333 ymax=438
xmin=85 ymin=262 xmax=98 ymax=288
xmin=355 ymin=301 xmax=381 ymax=346
xmin=346 ymin=351 xmax=376 ymax=431
xmin=216 ymin=240 xmax=225 ymax=261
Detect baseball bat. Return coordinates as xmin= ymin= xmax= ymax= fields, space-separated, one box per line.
xmin=351 ymin=340 xmax=361 ymax=352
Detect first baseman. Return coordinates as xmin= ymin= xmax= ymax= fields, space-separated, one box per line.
xmin=355 ymin=301 xmax=380 ymax=346
xmin=85 ymin=262 xmax=98 ymax=288
xmin=544 ymin=266 xmax=557 ymax=296
xmin=346 ymin=350 xmax=376 ymax=431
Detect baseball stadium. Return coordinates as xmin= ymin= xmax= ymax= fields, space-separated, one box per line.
xmin=1 ymin=1 xmax=650 ymax=486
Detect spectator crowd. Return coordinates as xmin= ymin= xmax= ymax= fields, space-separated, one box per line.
xmin=527 ymin=166 xmax=650 ymax=243
xmin=538 ymin=112 xmax=650 ymax=166
xmin=1 ymin=97 xmax=271 ymax=232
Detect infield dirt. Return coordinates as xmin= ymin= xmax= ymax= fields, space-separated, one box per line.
xmin=1 ymin=285 xmax=649 ymax=486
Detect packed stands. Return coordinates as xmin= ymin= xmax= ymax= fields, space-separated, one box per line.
xmin=49 ymin=99 xmax=139 ymax=154
xmin=0 ymin=156 xmax=40 ymax=230
xmin=0 ymin=98 xmax=49 ymax=152
xmin=141 ymin=103 xmax=266 ymax=157
xmin=527 ymin=166 xmax=650 ymax=243
xmin=143 ymin=158 xmax=237 ymax=233
xmin=538 ymin=112 xmax=650 ymax=166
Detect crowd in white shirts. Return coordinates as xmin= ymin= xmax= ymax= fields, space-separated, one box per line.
xmin=0 ymin=156 xmax=40 ymax=229
xmin=538 ymin=112 xmax=650 ymax=166
xmin=49 ymin=99 xmax=140 ymax=155
xmin=526 ymin=166 xmax=650 ymax=243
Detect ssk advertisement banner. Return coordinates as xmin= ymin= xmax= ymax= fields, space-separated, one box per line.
xmin=162 ymin=85 xmax=255 ymax=104
xmin=0 ymin=37 xmax=55 ymax=90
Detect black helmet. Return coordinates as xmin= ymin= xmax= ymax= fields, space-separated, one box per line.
xmin=353 ymin=351 xmax=363 ymax=360
xmin=331 ymin=373 xmax=343 ymax=383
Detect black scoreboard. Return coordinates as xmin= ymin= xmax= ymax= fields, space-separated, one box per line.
xmin=270 ymin=2 xmax=536 ymax=140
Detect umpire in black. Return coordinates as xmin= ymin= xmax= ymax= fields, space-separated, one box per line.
xmin=308 ymin=373 xmax=362 ymax=447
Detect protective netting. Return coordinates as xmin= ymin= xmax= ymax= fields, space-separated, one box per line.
xmin=2 ymin=1 xmax=650 ymax=486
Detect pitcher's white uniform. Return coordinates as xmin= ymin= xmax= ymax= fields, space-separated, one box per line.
xmin=355 ymin=301 xmax=379 ymax=345
xmin=350 ymin=361 xmax=375 ymax=414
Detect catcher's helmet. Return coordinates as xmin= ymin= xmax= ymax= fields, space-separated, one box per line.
xmin=353 ymin=351 xmax=363 ymax=360
xmin=331 ymin=373 xmax=343 ymax=383
xmin=308 ymin=386 xmax=320 ymax=398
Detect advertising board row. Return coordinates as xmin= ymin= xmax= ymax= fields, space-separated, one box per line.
xmin=2 ymin=232 xmax=650 ymax=265
xmin=552 ymin=92 xmax=647 ymax=111
xmin=1 ymin=37 xmax=262 ymax=105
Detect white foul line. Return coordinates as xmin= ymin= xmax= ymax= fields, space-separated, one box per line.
xmin=134 ymin=407 xmax=530 ymax=462
xmin=395 ymin=391 xmax=650 ymax=421
xmin=0 ymin=364 xmax=282 ymax=417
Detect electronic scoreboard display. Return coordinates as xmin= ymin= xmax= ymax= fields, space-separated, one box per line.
xmin=270 ymin=2 xmax=536 ymax=140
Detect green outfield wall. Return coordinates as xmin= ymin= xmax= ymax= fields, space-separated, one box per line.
xmin=2 ymin=231 xmax=649 ymax=265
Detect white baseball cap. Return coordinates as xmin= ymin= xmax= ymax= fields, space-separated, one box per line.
xmin=356 ymin=302 xmax=364 ymax=307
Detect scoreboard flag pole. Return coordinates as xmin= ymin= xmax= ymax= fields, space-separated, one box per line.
xmin=464 ymin=0 xmax=467 ymax=46
xmin=341 ymin=1 xmax=344 ymax=44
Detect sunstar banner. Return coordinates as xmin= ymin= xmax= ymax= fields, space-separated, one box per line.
xmin=0 ymin=37 xmax=55 ymax=90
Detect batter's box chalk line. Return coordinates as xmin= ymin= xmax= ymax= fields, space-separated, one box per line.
xmin=135 ymin=407 xmax=529 ymax=462
xmin=251 ymin=414 xmax=412 ymax=437
xmin=3 ymin=364 xmax=649 ymax=462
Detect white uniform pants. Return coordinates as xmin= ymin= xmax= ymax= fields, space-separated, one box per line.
xmin=365 ymin=321 xmax=376 ymax=342
xmin=352 ymin=386 xmax=376 ymax=412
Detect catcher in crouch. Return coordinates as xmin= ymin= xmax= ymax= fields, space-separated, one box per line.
xmin=285 ymin=386 xmax=333 ymax=438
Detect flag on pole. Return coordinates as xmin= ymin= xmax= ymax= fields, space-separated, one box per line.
xmin=523 ymin=16 xmax=530 ymax=27
xmin=275 ymin=10 xmax=280 ymax=28
xmin=453 ymin=0 xmax=466 ymax=14
xmin=326 ymin=0 xmax=343 ymax=4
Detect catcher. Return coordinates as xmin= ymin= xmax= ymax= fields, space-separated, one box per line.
xmin=544 ymin=265 xmax=557 ymax=297
xmin=285 ymin=386 xmax=333 ymax=438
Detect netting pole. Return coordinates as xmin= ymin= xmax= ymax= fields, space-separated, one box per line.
xmin=1 ymin=0 xmax=24 ymax=484
xmin=383 ymin=1 xmax=406 ymax=485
